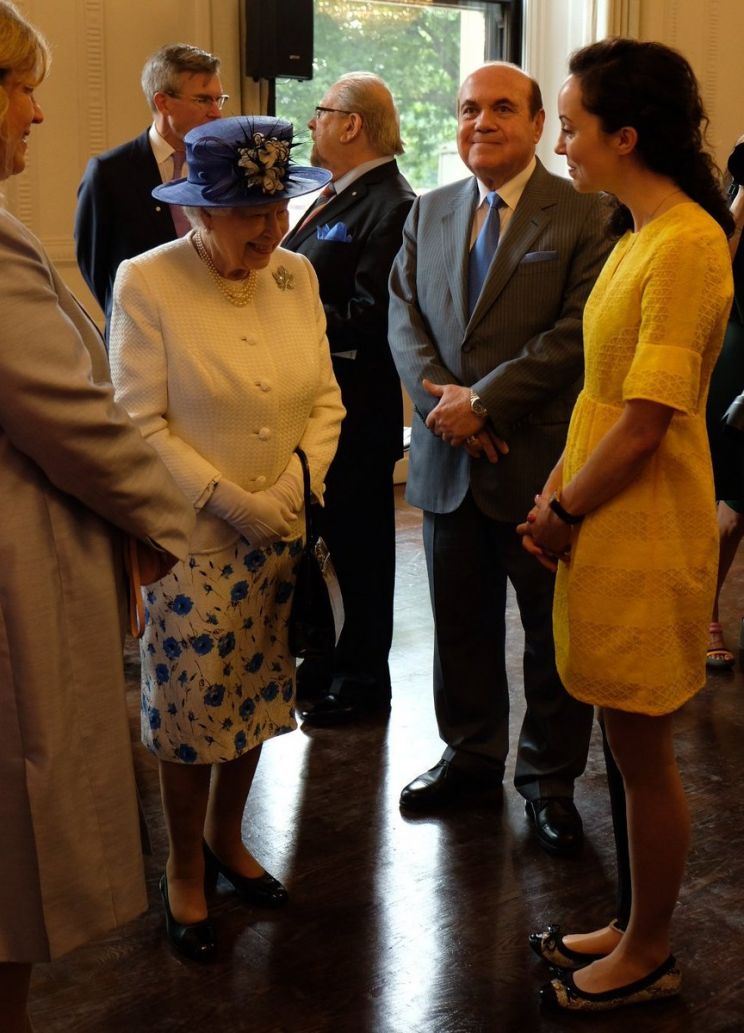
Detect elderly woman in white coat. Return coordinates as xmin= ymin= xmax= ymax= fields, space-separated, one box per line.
xmin=0 ymin=5 xmax=195 ymax=1031
xmin=109 ymin=116 xmax=344 ymax=961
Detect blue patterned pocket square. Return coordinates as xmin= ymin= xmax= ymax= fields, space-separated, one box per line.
xmin=521 ymin=249 xmax=559 ymax=264
xmin=316 ymin=221 xmax=353 ymax=242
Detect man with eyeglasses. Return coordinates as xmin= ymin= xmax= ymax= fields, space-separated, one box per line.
xmin=283 ymin=72 xmax=415 ymax=726
xmin=74 ymin=43 xmax=224 ymax=332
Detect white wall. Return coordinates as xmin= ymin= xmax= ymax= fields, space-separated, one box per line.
xmin=526 ymin=0 xmax=744 ymax=176
xmin=638 ymin=0 xmax=744 ymax=164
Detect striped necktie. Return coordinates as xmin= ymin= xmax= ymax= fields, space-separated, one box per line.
xmin=296 ymin=183 xmax=336 ymax=232
xmin=468 ymin=191 xmax=503 ymax=316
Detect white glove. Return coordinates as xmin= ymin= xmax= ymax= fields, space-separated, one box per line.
xmin=265 ymin=453 xmax=304 ymax=514
xmin=205 ymin=477 xmax=296 ymax=547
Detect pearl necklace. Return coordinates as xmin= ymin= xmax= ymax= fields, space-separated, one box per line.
xmin=193 ymin=232 xmax=257 ymax=307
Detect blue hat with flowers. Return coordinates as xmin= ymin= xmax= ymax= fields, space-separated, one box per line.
xmin=152 ymin=115 xmax=331 ymax=207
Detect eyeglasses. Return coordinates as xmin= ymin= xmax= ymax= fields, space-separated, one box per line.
xmin=166 ymin=92 xmax=230 ymax=110
xmin=314 ymin=106 xmax=354 ymax=119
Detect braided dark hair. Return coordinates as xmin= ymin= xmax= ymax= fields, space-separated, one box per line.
xmin=568 ymin=38 xmax=733 ymax=238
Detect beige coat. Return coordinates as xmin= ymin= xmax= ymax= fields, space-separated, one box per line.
xmin=0 ymin=210 xmax=195 ymax=962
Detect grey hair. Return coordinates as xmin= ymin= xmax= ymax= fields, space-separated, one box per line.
xmin=141 ymin=43 xmax=220 ymax=111
xmin=332 ymin=71 xmax=404 ymax=156
xmin=182 ymin=206 xmax=207 ymax=228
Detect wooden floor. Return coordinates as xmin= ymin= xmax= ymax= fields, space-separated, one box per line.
xmin=30 ymin=489 xmax=744 ymax=1032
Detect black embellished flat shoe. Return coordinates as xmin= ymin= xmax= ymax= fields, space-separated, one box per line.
xmin=159 ymin=874 xmax=216 ymax=963
xmin=539 ymin=955 xmax=681 ymax=1012
xmin=529 ymin=919 xmax=623 ymax=970
xmin=203 ymin=841 xmax=288 ymax=908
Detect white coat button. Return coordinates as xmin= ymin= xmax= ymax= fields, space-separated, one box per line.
xmin=256 ymin=475 xmax=266 ymax=486
xmin=258 ymin=427 xmax=271 ymax=440
xmin=256 ymin=379 xmax=271 ymax=392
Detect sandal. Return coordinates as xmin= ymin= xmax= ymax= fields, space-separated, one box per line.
xmin=706 ymin=621 xmax=735 ymax=670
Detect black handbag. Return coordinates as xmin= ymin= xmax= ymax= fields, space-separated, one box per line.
xmin=288 ymin=448 xmax=344 ymax=658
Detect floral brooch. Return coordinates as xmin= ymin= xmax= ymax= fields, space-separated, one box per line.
xmin=273 ymin=266 xmax=295 ymax=291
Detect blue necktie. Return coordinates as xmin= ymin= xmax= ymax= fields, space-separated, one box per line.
xmin=468 ymin=191 xmax=502 ymax=316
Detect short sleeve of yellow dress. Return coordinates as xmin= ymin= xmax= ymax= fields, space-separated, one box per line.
xmin=554 ymin=202 xmax=734 ymax=715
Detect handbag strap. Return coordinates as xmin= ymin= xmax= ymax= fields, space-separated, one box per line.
xmin=126 ymin=535 xmax=146 ymax=639
xmin=295 ymin=447 xmax=317 ymax=545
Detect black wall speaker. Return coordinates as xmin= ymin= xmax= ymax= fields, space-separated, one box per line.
xmin=244 ymin=0 xmax=314 ymax=81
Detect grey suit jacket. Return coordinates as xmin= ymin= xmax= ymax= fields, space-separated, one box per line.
xmin=388 ymin=159 xmax=611 ymax=521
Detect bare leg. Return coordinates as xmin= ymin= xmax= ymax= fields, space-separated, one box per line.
xmin=573 ymin=708 xmax=688 ymax=993
xmin=158 ymin=759 xmax=212 ymax=924
xmin=204 ymin=744 xmax=264 ymax=878
xmin=0 ymin=962 xmax=32 ymax=1033
xmin=711 ymin=501 xmax=744 ymax=626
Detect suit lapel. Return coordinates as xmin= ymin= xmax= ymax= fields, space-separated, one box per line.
xmin=467 ymin=161 xmax=558 ymax=333
xmin=134 ymin=129 xmax=179 ymax=236
xmin=442 ymin=179 xmax=479 ymax=335
xmin=286 ymin=161 xmax=401 ymax=248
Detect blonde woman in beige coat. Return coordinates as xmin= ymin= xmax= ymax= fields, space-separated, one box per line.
xmin=0 ymin=5 xmax=195 ymax=1030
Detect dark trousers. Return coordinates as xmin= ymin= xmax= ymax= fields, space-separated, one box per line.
xmin=422 ymin=492 xmax=593 ymax=800
xmin=299 ymin=443 xmax=397 ymax=699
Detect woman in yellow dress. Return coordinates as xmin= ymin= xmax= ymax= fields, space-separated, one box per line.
xmin=519 ymin=38 xmax=734 ymax=1012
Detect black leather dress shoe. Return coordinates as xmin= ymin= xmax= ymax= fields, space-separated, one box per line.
xmin=525 ymin=797 xmax=583 ymax=856
xmin=298 ymin=673 xmax=391 ymax=726
xmin=299 ymin=691 xmax=391 ymax=726
xmin=399 ymin=760 xmax=501 ymax=812
xmin=203 ymin=841 xmax=288 ymax=908
xmin=159 ymin=874 xmax=216 ymax=963
xmin=295 ymin=658 xmax=332 ymax=704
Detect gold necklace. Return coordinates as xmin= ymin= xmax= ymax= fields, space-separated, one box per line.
xmin=193 ymin=232 xmax=257 ymax=307
xmin=644 ymin=188 xmax=684 ymax=225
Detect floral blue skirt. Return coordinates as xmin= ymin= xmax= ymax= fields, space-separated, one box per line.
xmin=140 ymin=536 xmax=303 ymax=764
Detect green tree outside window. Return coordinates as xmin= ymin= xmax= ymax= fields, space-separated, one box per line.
xmin=276 ymin=1 xmax=476 ymax=191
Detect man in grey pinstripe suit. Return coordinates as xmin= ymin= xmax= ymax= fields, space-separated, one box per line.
xmin=388 ymin=62 xmax=610 ymax=854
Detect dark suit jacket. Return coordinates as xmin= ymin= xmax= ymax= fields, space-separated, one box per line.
xmin=283 ymin=160 xmax=415 ymax=463
xmin=389 ymin=159 xmax=612 ymax=521
xmin=74 ymin=129 xmax=178 ymax=327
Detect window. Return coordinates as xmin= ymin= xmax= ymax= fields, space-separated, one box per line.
xmin=275 ymin=0 xmax=522 ymax=193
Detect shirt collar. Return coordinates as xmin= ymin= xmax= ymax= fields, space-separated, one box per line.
xmin=148 ymin=122 xmax=179 ymax=166
xmin=475 ymin=155 xmax=537 ymax=211
xmin=332 ymin=155 xmax=394 ymax=196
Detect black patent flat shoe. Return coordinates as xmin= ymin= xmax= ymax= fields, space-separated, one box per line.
xmin=159 ymin=874 xmax=216 ymax=963
xmin=203 ymin=841 xmax=288 ymax=908
xmin=539 ymin=955 xmax=681 ymax=1012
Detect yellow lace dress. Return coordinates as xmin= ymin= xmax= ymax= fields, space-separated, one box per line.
xmin=554 ymin=203 xmax=733 ymax=715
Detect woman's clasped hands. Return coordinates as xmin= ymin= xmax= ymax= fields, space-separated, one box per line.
xmin=206 ymin=476 xmax=298 ymax=547
xmin=516 ymin=493 xmax=573 ymax=573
